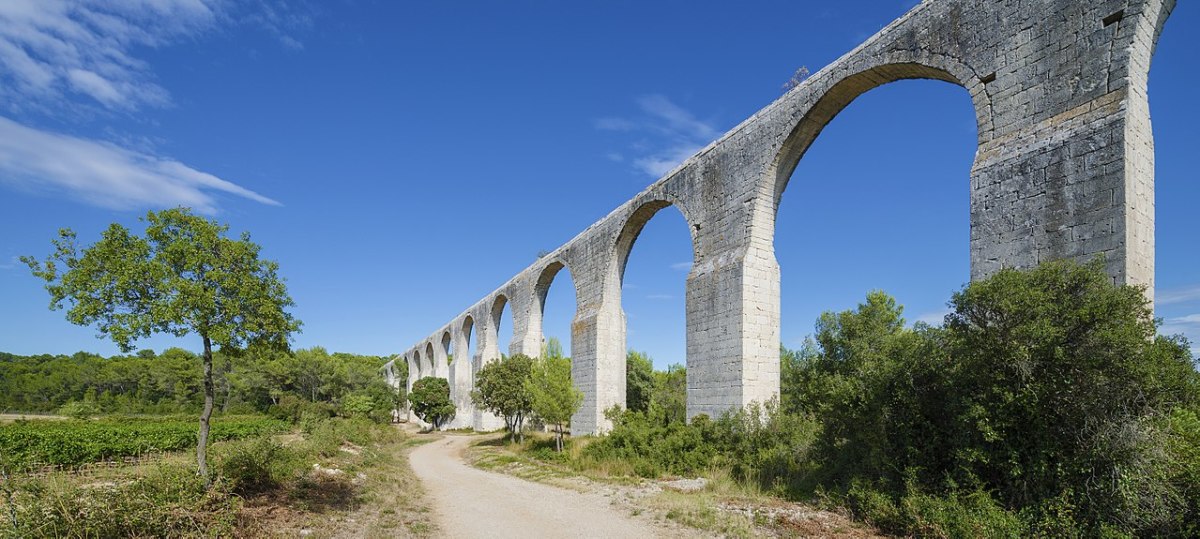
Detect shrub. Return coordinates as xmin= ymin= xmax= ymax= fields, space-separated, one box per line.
xmin=215 ymin=437 xmax=295 ymax=495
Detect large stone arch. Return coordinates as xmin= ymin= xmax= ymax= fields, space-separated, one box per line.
xmin=393 ymin=0 xmax=1180 ymax=432
xmin=768 ymin=61 xmax=989 ymax=209
xmin=526 ymin=258 xmax=579 ymax=354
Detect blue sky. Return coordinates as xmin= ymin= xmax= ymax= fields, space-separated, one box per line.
xmin=0 ymin=1 xmax=1196 ymax=368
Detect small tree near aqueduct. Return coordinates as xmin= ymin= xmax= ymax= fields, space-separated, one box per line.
xmin=410 ymin=377 xmax=455 ymax=429
xmin=472 ymin=354 xmax=534 ymax=442
xmin=526 ymin=354 xmax=582 ymax=451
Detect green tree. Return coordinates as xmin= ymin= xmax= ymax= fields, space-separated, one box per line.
xmin=542 ymin=336 xmax=565 ymax=360
xmin=526 ymin=355 xmax=582 ymax=451
xmin=472 ymin=354 xmax=534 ymax=442
xmin=651 ymin=364 xmax=687 ymax=426
xmin=626 ymin=350 xmax=654 ymax=413
xmin=23 ymin=207 xmax=300 ymax=480
xmin=410 ymin=376 xmax=455 ymax=429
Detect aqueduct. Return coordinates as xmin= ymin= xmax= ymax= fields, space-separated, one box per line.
xmin=385 ymin=0 xmax=1175 ymax=434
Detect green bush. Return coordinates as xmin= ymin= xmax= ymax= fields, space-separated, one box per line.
xmin=215 ymin=437 xmax=296 ymax=495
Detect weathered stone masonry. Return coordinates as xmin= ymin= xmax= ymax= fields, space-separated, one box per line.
xmin=388 ymin=0 xmax=1176 ymax=435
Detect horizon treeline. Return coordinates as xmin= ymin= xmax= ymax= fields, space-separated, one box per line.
xmin=0 ymin=346 xmax=399 ymax=416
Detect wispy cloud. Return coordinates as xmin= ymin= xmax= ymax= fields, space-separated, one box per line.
xmin=243 ymin=0 xmax=315 ymax=51
xmin=0 ymin=116 xmax=279 ymax=213
xmin=0 ymin=256 xmax=18 ymax=270
xmin=595 ymin=94 xmax=721 ymax=178
xmin=670 ymin=262 xmax=692 ymax=271
xmin=0 ymin=0 xmax=219 ymax=113
xmin=0 ymin=1 xmax=315 ymax=115
xmin=1157 ymin=285 xmax=1200 ymax=307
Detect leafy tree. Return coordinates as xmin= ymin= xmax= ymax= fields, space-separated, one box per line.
xmin=651 ymin=364 xmax=687 ymax=426
xmin=526 ymin=355 xmax=582 ymax=451
xmin=410 ymin=377 xmax=455 ymax=429
xmin=22 ymin=207 xmax=300 ymax=480
xmin=472 ymin=354 xmax=534 ymax=442
xmin=542 ymin=336 xmax=565 ymax=360
xmin=626 ymin=350 xmax=654 ymax=413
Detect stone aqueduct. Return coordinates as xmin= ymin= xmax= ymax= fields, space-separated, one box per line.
xmin=383 ymin=0 xmax=1175 ymax=435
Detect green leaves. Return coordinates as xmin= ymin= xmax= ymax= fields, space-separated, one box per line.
xmin=526 ymin=355 xmax=581 ymax=450
xmin=410 ymin=377 xmax=454 ymax=429
xmin=472 ymin=354 xmax=535 ymax=440
xmin=24 ymin=207 xmax=301 ymax=353
xmin=0 ymin=416 xmax=286 ymax=469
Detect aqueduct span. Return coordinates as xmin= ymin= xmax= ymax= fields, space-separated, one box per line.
xmin=385 ymin=0 xmax=1174 ymax=434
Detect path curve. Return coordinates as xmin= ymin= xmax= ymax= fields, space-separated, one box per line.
xmin=409 ymin=435 xmax=661 ymax=538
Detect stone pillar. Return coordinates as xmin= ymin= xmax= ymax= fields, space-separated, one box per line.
xmin=685 ymin=243 xmax=781 ymax=420
xmin=509 ymin=290 xmax=542 ymax=357
xmin=474 ymin=301 xmax=507 ymax=431
xmin=448 ymin=326 xmax=475 ymax=429
xmin=570 ymin=298 xmax=626 ymax=435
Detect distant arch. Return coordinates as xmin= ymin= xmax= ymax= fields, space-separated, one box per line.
xmin=441 ymin=331 xmax=453 ymax=365
xmin=422 ymin=343 xmax=435 ymax=376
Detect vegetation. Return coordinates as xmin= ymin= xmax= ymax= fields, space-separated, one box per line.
xmin=526 ymin=354 xmax=582 ymax=451
xmin=0 ymin=416 xmax=285 ymax=469
xmin=22 ymin=208 xmax=301 ymax=478
xmin=0 ymin=347 xmax=398 ymax=421
xmin=410 ymin=377 xmax=455 ymax=429
xmin=0 ymin=417 xmax=428 ymax=538
xmin=472 ymin=354 xmax=534 ymax=442
xmin=518 ymin=260 xmax=1200 ymax=537
xmin=626 ymin=350 xmax=654 ymax=413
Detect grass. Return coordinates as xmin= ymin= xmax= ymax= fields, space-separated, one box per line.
xmin=0 ymin=419 xmax=437 ymax=538
xmin=463 ymin=431 xmax=869 ymax=537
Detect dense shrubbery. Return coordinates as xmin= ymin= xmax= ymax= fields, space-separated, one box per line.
xmin=0 ymin=416 xmax=287 ymax=469
xmin=558 ymin=261 xmax=1200 ymax=536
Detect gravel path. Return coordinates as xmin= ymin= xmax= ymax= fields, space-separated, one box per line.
xmin=408 ymin=435 xmax=664 ymax=538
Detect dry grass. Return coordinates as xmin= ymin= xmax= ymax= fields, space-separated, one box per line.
xmin=464 ymin=432 xmax=881 ymax=538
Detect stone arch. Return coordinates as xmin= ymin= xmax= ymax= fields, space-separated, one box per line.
xmin=486 ymin=294 xmax=512 ymax=359
xmin=424 ymin=342 xmax=436 ymax=376
xmin=530 ymin=259 xmax=581 ymax=357
xmin=461 ymin=315 xmax=476 ymax=364
xmin=411 ymin=350 xmax=424 ymax=378
xmin=612 ymin=199 xmax=700 ymax=288
xmin=441 ymin=330 xmax=453 ymax=365
xmin=770 ymin=61 xmax=990 ymax=209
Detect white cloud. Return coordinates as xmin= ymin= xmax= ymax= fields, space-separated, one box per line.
xmin=1168 ymin=314 xmax=1200 ymax=325
xmin=0 ymin=115 xmax=279 ymax=213
xmin=0 ymin=0 xmax=315 ymax=114
xmin=595 ymin=94 xmax=721 ymax=178
xmin=0 ymin=0 xmax=219 ymax=112
xmin=670 ymin=262 xmax=692 ymax=271
xmin=0 ymin=256 xmax=17 ymax=270
xmin=1157 ymin=286 xmax=1200 ymax=307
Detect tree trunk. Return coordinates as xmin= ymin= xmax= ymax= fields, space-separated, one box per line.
xmin=556 ymin=424 xmax=563 ymax=452
xmin=198 ymin=335 xmax=214 ymax=485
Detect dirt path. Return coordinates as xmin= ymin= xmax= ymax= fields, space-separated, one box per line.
xmin=409 ymin=435 xmax=668 ymax=538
